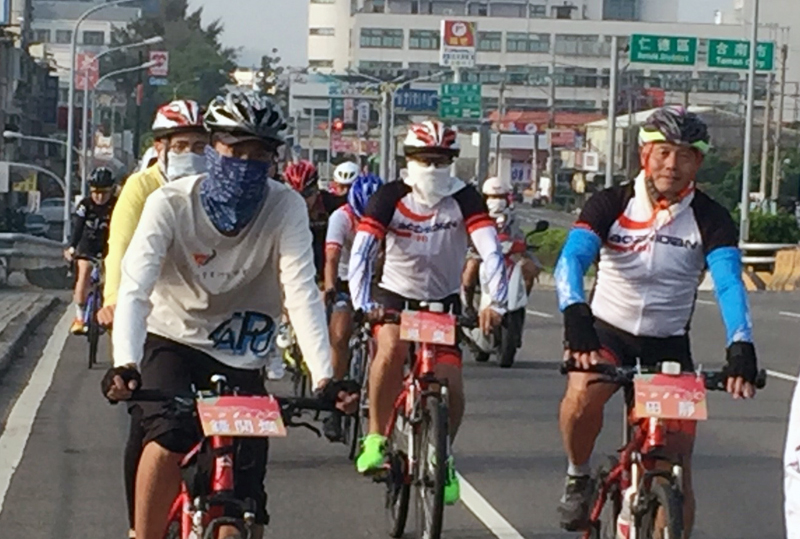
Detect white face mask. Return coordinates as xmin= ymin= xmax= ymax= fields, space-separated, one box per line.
xmin=164 ymin=151 xmax=207 ymax=182
xmin=486 ymin=197 xmax=508 ymax=217
xmin=404 ymin=160 xmax=464 ymax=207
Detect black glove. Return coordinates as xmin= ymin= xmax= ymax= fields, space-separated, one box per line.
xmin=315 ymin=379 xmax=360 ymax=406
xmin=563 ymin=303 xmax=601 ymax=353
xmin=724 ymin=341 xmax=758 ymax=384
xmin=101 ymin=365 xmax=142 ymax=404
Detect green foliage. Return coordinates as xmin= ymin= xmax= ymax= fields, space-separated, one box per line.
xmin=102 ymin=0 xmax=237 ymax=138
xmin=258 ymin=50 xmax=288 ymax=111
xmin=732 ymin=209 xmax=800 ymax=243
xmin=531 ymin=228 xmax=568 ymax=270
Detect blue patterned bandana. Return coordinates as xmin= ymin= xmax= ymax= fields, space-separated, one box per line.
xmin=200 ymin=146 xmax=270 ymax=234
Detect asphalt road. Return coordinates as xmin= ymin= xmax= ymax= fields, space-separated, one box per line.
xmin=0 ymin=289 xmax=797 ymax=539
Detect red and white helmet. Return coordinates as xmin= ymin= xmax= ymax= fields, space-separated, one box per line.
xmin=403 ymin=120 xmax=460 ymax=157
xmin=283 ymin=160 xmax=319 ymax=193
xmin=152 ymin=100 xmax=205 ymax=138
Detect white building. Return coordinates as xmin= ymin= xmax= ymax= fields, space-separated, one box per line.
xmin=29 ymin=1 xmax=142 ymax=102
xmin=307 ymin=0 xmax=777 ymax=114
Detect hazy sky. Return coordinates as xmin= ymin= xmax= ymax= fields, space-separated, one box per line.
xmin=187 ymin=0 xmax=309 ymax=68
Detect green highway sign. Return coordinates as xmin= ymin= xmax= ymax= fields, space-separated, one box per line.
xmin=439 ymin=83 xmax=482 ymax=120
xmin=707 ymin=39 xmax=774 ymax=70
xmin=630 ymin=34 xmax=697 ymax=66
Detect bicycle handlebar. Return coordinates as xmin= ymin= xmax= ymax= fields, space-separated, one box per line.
xmin=559 ymin=361 xmax=768 ymax=391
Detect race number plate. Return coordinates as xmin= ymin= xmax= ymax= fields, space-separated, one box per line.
xmin=197 ymin=395 xmax=287 ymax=437
xmin=399 ymin=310 xmax=457 ymax=345
xmin=633 ymin=374 xmax=708 ymax=421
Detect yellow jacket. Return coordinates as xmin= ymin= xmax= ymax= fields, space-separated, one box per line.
xmin=103 ymin=164 xmax=165 ymax=306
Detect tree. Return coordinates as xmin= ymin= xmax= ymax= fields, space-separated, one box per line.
xmin=257 ymin=49 xmax=288 ymax=111
xmin=99 ymin=0 xmax=237 ymax=151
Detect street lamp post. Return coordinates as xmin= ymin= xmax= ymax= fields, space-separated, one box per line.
xmin=79 ymin=36 xmax=163 ymax=195
xmin=65 ymin=0 xmax=139 ymax=239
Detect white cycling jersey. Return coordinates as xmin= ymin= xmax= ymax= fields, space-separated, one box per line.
xmin=113 ymin=175 xmax=333 ymax=386
xmin=325 ymin=204 xmax=358 ymax=281
xmin=786 ymin=376 xmax=800 ymax=538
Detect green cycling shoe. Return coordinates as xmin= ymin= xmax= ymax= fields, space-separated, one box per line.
xmin=356 ymin=433 xmax=387 ymax=474
xmin=444 ymin=456 xmax=460 ymax=505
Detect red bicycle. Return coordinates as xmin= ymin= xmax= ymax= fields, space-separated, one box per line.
xmin=561 ymin=360 xmax=766 ymax=539
xmin=133 ymin=375 xmax=340 ymax=539
xmin=380 ymin=303 xmax=466 ymax=539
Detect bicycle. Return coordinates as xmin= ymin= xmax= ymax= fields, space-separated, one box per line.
xmin=276 ymin=323 xmax=312 ymax=398
xmin=82 ymin=256 xmax=104 ymax=369
xmin=560 ymin=360 xmax=767 ymax=539
xmin=343 ymin=311 xmax=375 ymax=461
xmin=379 ymin=303 xmax=468 ymax=539
xmin=131 ymin=374 xmax=340 ymax=539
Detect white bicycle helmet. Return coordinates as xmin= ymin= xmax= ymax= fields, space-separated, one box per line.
xmin=332 ymin=162 xmax=360 ymax=185
xmin=151 ymin=99 xmax=204 ymax=138
xmin=403 ymin=120 xmax=460 ymax=157
xmin=482 ymin=176 xmax=512 ymax=196
xmin=204 ymin=91 xmax=287 ymax=146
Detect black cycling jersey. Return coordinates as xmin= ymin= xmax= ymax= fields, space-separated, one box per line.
xmin=69 ymin=196 xmax=117 ymax=258
xmin=308 ymin=190 xmax=346 ymax=281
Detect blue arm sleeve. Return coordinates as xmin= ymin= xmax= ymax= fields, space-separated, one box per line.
xmin=707 ymin=246 xmax=753 ymax=344
xmin=555 ymin=228 xmax=602 ymax=311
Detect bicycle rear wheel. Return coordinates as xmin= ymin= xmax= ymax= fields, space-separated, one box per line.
xmin=637 ymin=481 xmax=684 ymax=539
xmin=87 ymin=290 xmax=100 ymax=369
xmin=588 ymin=456 xmax=621 ymax=539
xmin=347 ymin=343 xmax=365 ymax=460
xmin=414 ymin=392 xmax=448 ymax=539
xmin=385 ymin=408 xmax=411 ymax=538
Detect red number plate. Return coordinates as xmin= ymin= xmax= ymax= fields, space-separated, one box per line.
xmin=399 ymin=310 xmax=456 ymax=345
xmin=633 ymin=374 xmax=708 ymax=421
xmin=197 ymin=396 xmax=287 ymax=437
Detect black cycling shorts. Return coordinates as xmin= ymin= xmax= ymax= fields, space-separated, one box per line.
xmin=138 ymin=333 xmax=269 ymax=524
xmin=374 ymin=287 xmax=462 ymax=317
xmin=595 ymin=318 xmax=693 ymax=371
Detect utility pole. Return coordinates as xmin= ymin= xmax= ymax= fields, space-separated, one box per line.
xmin=771 ymin=43 xmax=789 ymax=209
xmin=477 ymin=120 xmax=491 ymax=189
xmin=132 ymin=50 xmax=144 ymax=161
xmin=759 ymin=71 xmax=773 ymax=201
xmin=548 ymin=41 xmax=557 ymax=186
xmin=606 ymin=36 xmax=619 ymax=189
xmin=494 ymin=79 xmax=506 ymax=178
xmin=379 ymin=87 xmax=391 ymax=182
xmin=740 ymin=0 xmax=761 ymax=242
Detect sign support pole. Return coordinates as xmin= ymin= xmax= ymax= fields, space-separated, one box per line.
xmin=740 ymin=0 xmax=760 ymax=242
xmin=606 ymin=36 xmax=619 ymax=189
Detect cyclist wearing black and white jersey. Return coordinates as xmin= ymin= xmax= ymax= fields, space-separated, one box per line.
xmin=554 ymin=107 xmax=759 ymax=535
xmin=348 ymin=120 xmax=508 ymax=504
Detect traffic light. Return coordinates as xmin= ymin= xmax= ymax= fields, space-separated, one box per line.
xmin=332 ymin=118 xmax=344 ymax=132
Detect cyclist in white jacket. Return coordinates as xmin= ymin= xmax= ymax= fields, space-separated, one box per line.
xmin=102 ymin=91 xmax=354 ymax=539
xmin=786 ymin=381 xmax=800 ymax=538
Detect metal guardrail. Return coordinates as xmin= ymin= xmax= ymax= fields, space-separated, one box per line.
xmin=740 ymin=242 xmax=798 ymax=267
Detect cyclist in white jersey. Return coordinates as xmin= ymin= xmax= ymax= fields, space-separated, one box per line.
xmin=321 ymin=173 xmax=383 ymax=441
xmin=348 ymin=120 xmax=508 ymax=504
xmin=101 ymin=91 xmax=355 ymax=539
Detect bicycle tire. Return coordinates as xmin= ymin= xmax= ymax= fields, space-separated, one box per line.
xmin=202 ymin=516 xmax=249 ymax=539
xmin=499 ymin=309 xmax=524 ymax=368
xmin=385 ymin=409 xmax=411 ymax=538
xmin=87 ymin=291 xmax=100 ymax=369
xmin=164 ymin=520 xmax=180 ymax=539
xmin=414 ymin=392 xmax=448 ymax=539
xmin=348 ymin=340 xmax=371 ymax=460
xmin=636 ymin=480 xmax=684 ymax=539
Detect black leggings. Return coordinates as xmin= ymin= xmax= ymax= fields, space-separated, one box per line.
xmin=124 ymin=405 xmax=144 ymax=529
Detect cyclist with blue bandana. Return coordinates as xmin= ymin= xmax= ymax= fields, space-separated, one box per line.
xmin=322 ymin=173 xmax=383 ymax=441
xmin=554 ymin=106 xmax=759 ymax=536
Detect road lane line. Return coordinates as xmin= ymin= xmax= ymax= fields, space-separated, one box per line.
xmin=767 ymin=369 xmax=799 ymax=383
xmin=458 ymin=473 xmax=526 ymax=539
xmin=0 ymin=310 xmax=71 ymax=513
xmin=526 ymin=310 xmax=554 ymax=318
xmin=696 ymin=299 xmax=715 ymax=306
xmin=780 ymin=311 xmax=800 ymax=319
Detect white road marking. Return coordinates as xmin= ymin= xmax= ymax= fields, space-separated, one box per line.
xmin=780 ymin=311 xmax=800 ymax=319
xmin=696 ymin=299 xmax=715 ymax=305
xmin=458 ymin=472 xmax=526 ymax=539
xmin=767 ymin=369 xmax=799 ymax=383
xmin=0 ymin=310 xmax=71 ymax=513
xmin=526 ymin=310 xmax=554 ymax=318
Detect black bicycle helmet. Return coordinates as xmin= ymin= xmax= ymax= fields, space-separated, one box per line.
xmin=639 ymin=106 xmax=710 ymax=154
xmin=89 ymin=167 xmax=115 ymax=189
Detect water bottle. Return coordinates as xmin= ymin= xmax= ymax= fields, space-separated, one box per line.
xmin=615 ymin=485 xmax=636 ymax=539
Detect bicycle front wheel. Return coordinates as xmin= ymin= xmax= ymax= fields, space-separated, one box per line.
xmin=637 ymin=481 xmax=684 ymax=539
xmin=414 ymin=392 xmax=448 ymax=539
xmin=87 ymin=291 xmax=100 ymax=369
xmin=385 ymin=408 xmax=411 ymax=538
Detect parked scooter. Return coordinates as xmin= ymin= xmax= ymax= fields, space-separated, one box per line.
xmin=462 ymin=218 xmax=549 ymax=368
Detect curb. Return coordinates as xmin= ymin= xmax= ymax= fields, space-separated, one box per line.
xmin=0 ymin=296 xmax=61 ymax=374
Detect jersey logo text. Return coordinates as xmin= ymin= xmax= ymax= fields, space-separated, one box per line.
xmin=209 ymin=311 xmax=276 ymax=356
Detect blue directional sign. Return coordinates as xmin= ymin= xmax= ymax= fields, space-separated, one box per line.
xmin=394 ymin=89 xmax=439 ymax=112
